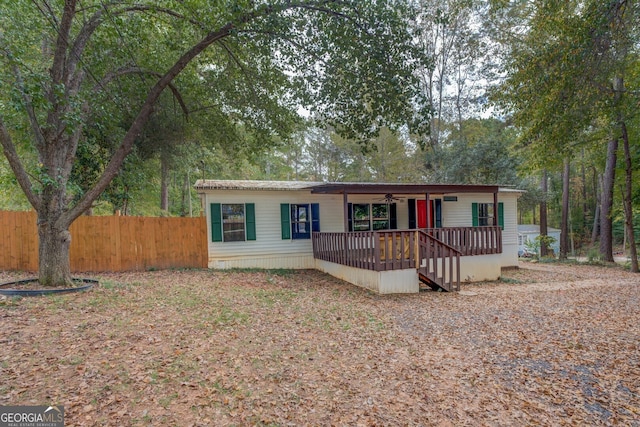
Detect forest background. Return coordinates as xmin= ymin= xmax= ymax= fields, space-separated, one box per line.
xmin=1 ymin=0 xmax=638 ymax=267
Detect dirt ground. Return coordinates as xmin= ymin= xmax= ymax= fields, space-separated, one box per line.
xmin=1 ymin=262 xmax=639 ymax=426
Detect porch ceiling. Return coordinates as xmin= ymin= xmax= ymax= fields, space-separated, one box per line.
xmin=308 ymin=182 xmax=500 ymax=195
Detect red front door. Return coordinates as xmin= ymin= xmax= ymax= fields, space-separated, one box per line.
xmin=417 ymin=200 xmax=434 ymax=228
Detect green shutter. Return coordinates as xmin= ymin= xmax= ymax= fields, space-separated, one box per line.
xmin=210 ymin=203 xmax=222 ymax=242
xmin=280 ymin=203 xmax=291 ymax=239
xmin=245 ymin=203 xmax=256 ymax=240
xmin=471 ymin=202 xmax=479 ymax=227
xmin=498 ymin=202 xmax=504 ymax=230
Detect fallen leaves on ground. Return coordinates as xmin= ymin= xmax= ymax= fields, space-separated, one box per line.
xmin=1 ymin=262 xmax=639 ymax=426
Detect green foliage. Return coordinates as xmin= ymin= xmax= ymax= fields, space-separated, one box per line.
xmin=491 ymin=0 xmax=639 ymax=167
xmin=287 ymin=126 xmax=424 ymax=183
xmin=613 ymin=209 xmax=640 ymax=245
xmin=524 ymin=238 xmax=539 ymax=258
xmin=536 ymin=234 xmax=557 ymax=251
xmin=1 ymin=0 xmax=430 ymax=222
xmin=523 ymin=234 xmax=557 ymax=260
xmin=424 ymin=118 xmax=523 ymax=185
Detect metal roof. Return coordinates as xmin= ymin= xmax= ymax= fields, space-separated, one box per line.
xmin=194 ymin=180 xmax=324 ymax=191
xmin=194 ymin=180 xmax=519 ymax=194
xmin=309 ymin=182 xmax=501 ymax=194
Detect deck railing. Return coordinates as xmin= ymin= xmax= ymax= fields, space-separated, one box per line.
xmin=422 ymin=226 xmax=502 ymax=256
xmin=312 ymin=230 xmax=416 ymax=272
xmin=313 ymin=226 xmax=499 ymax=292
xmin=417 ymin=230 xmax=461 ymax=292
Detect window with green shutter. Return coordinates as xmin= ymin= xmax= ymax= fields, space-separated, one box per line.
xmin=281 ymin=203 xmax=320 ymax=239
xmin=472 ymin=202 xmax=504 ymax=229
xmin=211 ymin=203 xmax=256 ymax=242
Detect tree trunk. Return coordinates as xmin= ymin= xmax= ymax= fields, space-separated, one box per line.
xmin=37 ymin=214 xmax=73 ymax=287
xmin=560 ymin=158 xmax=570 ymax=260
xmin=581 ymin=149 xmax=588 ymax=238
xmin=540 ymin=170 xmax=549 ymax=257
xmin=181 ymin=174 xmax=190 ymax=217
xmin=160 ymin=152 xmax=170 ymax=212
xmin=599 ymin=137 xmax=618 ymax=262
xmin=591 ymin=204 xmax=600 ymax=246
xmin=591 ymin=174 xmax=602 ymax=245
xmin=621 ymin=121 xmax=638 ymax=272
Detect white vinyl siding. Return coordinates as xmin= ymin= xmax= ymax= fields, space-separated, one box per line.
xmin=201 ymin=187 xmax=521 ymax=269
xmin=203 ymin=190 xmax=343 ymax=267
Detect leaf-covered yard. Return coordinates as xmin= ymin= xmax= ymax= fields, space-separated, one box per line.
xmin=1 ymin=262 xmax=639 ymax=426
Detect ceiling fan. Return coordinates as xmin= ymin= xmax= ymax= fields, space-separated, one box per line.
xmin=375 ymin=193 xmax=403 ymax=203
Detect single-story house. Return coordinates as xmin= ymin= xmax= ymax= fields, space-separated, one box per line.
xmin=518 ymin=224 xmax=561 ymax=257
xmin=195 ymin=180 xmax=523 ymax=294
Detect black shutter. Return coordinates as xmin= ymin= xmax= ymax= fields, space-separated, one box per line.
xmin=408 ymin=199 xmax=416 ymax=229
xmin=434 ymin=199 xmax=442 ymax=228
xmin=390 ymin=203 xmax=397 ymax=229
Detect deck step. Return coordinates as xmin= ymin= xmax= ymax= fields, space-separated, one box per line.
xmin=418 ymin=272 xmax=450 ymax=292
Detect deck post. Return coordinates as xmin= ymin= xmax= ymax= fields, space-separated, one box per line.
xmin=425 ymin=192 xmax=431 ymax=229
xmin=343 ymin=192 xmax=349 ymax=232
xmin=493 ymin=191 xmax=499 ymax=226
xmin=343 ymin=191 xmax=349 ymax=265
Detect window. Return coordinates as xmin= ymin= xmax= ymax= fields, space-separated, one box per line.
xmin=472 ymin=202 xmax=504 ymax=229
xmin=281 ymin=203 xmax=320 ymax=239
xmin=222 ymin=204 xmax=246 ymax=241
xmin=352 ymin=204 xmax=370 ymax=231
xmin=348 ymin=203 xmax=397 ymax=231
xmin=291 ymin=204 xmax=310 ymax=239
xmin=478 ymin=203 xmax=494 ymax=226
xmin=210 ymin=203 xmax=256 ymax=242
xmin=372 ymin=203 xmax=389 ymax=230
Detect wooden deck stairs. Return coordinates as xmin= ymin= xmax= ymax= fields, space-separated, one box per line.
xmin=417 ymin=230 xmax=461 ymax=292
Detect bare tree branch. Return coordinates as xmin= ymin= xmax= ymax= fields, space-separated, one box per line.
xmin=0 ymin=49 xmax=48 ymax=151
xmin=56 ymin=0 xmax=371 ymax=225
xmin=96 ymin=66 xmax=190 ymax=116
xmin=0 ymin=116 xmax=41 ymax=210
xmin=62 ymin=22 xmax=234 ymax=225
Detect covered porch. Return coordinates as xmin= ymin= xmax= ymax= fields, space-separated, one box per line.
xmin=308 ymin=182 xmax=505 ymax=293
xmin=312 ymin=226 xmax=502 ymax=292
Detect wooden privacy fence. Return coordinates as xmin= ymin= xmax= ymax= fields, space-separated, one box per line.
xmin=0 ymin=211 xmax=207 ymax=272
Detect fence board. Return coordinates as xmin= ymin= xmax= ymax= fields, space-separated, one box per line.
xmin=0 ymin=211 xmax=207 ymax=272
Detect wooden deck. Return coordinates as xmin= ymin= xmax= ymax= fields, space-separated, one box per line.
xmin=422 ymin=226 xmax=502 ymax=256
xmin=312 ymin=227 xmax=502 ymax=292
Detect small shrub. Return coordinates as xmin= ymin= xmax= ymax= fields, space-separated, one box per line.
xmin=586 ymin=248 xmax=603 ymax=264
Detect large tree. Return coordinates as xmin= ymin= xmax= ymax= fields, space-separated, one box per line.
xmin=0 ymin=0 xmax=429 ymax=286
xmin=490 ymin=0 xmax=639 ymax=266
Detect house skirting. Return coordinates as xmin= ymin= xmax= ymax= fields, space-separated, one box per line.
xmin=315 ymin=259 xmax=419 ymax=294
xmin=209 ymin=253 xmax=316 ymax=270
xmin=208 ymin=248 xmax=517 ymax=293
xmin=458 ymin=253 xmax=503 ymax=282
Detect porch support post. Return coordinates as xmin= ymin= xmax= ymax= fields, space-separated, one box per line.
xmin=343 ymin=191 xmax=349 ymax=232
xmin=425 ymin=192 xmax=431 ymax=229
xmin=343 ymin=191 xmax=349 ymax=264
xmin=493 ymin=191 xmax=499 ymax=226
